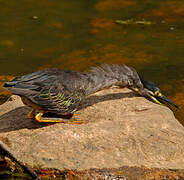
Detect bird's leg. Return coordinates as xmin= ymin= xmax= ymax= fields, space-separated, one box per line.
xmin=27 ymin=108 xmax=36 ymax=119
xmin=35 ymin=111 xmax=83 ymax=124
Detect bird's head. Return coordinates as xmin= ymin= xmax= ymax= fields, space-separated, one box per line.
xmin=140 ymin=79 xmax=178 ymax=109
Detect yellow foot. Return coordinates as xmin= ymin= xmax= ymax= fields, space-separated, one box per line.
xmin=69 ymin=113 xmax=83 ymax=124
xmin=73 ymin=112 xmax=81 ymax=116
xmin=35 ymin=112 xmax=83 ymax=124
xmin=27 ymin=109 xmax=36 ymax=119
xmin=65 ymin=117 xmax=83 ymax=124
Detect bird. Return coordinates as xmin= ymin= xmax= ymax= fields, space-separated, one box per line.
xmin=3 ymin=64 xmax=178 ymax=124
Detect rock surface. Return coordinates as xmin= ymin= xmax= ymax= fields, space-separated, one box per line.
xmin=0 ymin=88 xmax=184 ymax=170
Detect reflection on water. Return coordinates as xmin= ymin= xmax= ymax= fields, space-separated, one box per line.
xmin=0 ymin=0 xmax=183 ymax=124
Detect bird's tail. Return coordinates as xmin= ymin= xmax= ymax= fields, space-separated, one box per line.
xmin=4 ymin=80 xmax=18 ymax=88
xmin=3 ymin=76 xmax=21 ymax=88
xmin=3 ymin=77 xmax=39 ymax=96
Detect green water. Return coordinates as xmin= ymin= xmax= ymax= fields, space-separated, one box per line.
xmin=0 ymin=0 xmax=184 ymax=123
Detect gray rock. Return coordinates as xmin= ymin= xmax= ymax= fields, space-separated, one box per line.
xmin=0 ymin=88 xmax=184 ymax=170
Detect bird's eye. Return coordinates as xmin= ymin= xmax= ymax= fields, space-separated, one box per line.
xmin=155 ymin=91 xmax=162 ymax=97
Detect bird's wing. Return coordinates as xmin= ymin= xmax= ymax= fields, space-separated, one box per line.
xmin=18 ymin=69 xmax=87 ymax=114
xmin=31 ymin=82 xmax=85 ymax=114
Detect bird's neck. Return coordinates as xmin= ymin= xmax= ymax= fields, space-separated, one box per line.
xmin=85 ymin=74 xmax=120 ymax=95
xmin=84 ymin=64 xmax=142 ymax=95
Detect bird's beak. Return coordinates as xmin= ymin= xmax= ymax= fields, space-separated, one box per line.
xmin=151 ymin=93 xmax=179 ymax=109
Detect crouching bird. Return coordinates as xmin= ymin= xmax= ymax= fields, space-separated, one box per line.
xmin=3 ymin=64 xmax=178 ymax=124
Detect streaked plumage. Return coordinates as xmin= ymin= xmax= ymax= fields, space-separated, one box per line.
xmin=3 ymin=64 xmax=178 ymax=123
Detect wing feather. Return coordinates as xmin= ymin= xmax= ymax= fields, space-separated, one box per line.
xmin=6 ymin=68 xmax=87 ymax=114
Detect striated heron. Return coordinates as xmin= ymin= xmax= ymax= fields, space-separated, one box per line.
xmin=3 ymin=64 xmax=178 ymax=124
